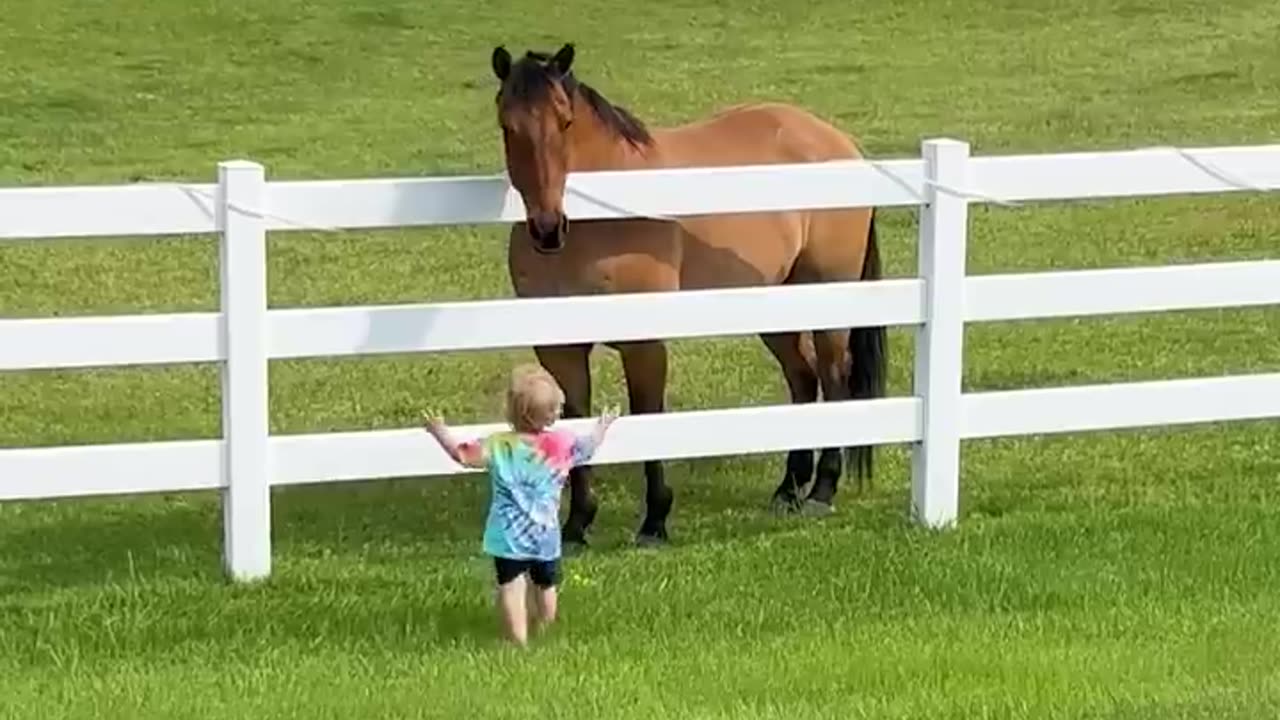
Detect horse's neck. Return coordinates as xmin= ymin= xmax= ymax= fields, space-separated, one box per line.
xmin=569 ymin=136 xmax=659 ymax=173
xmin=567 ymin=111 xmax=662 ymax=172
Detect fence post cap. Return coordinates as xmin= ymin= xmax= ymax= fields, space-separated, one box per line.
xmin=217 ymin=159 xmax=265 ymax=172
xmin=921 ymin=138 xmax=971 ymax=155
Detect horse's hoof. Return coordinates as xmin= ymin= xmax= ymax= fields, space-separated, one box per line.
xmin=634 ymin=531 xmax=668 ymax=549
xmin=563 ymin=537 xmax=589 ymax=555
xmin=769 ymin=495 xmax=802 ymax=516
xmin=800 ymin=499 xmax=835 ymax=517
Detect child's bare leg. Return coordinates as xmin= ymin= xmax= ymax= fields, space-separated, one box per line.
xmin=528 ymin=559 xmax=560 ymax=634
xmin=532 ymin=585 xmax=558 ymax=630
xmin=525 ymin=580 xmax=540 ymax=628
xmin=496 ymin=574 xmax=530 ymax=646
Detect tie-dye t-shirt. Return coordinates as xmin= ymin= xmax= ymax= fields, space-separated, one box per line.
xmin=459 ymin=428 xmax=597 ymax=561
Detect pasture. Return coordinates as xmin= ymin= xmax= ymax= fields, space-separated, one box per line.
xmin=3 ymin=0 xmax=1280 ymax=717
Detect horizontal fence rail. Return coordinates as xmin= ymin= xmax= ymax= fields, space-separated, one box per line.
xmin=0 ymin=398 xmax=924 ymax=501
xmin=2 ymin=137 xmax=1279 ymax=581
xmin=964 ymin=260 xmax=1280 ymax=322
xmin=4 ymin=144 xmax=1280 ymax=240
xmin=8 ymin=258 xmax=1280 ymax=371
xmin=8 ymin=373 xmax=1279 ymax=499
xmin=0 ymin=440 xmax=224 ymax=500
xmin=1 ymin=313 xmax=222 ymax=370
xmin=962 ymin=373 xmax=1280 ymax=439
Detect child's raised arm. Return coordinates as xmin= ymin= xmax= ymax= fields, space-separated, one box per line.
xmin=571 ymin=406 xmax=620 ymax=466
xmin=591 ymin=406 xmax=619 ymax=448
xmin=422 ymin=412 xmax=487 ymax=469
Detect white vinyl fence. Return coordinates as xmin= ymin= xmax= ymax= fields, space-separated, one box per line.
xmin=3 ymin=138 xmax=1280 ymax=582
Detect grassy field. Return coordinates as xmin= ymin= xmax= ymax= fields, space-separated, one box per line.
xmin=3 ymin=0 xmax=1280 ymax=717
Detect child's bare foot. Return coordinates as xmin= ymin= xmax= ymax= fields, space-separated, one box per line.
xmin=527 ymin=584 xmax=558 ymax=636
xmin=496 ymin=575 xmax=530 ymax=646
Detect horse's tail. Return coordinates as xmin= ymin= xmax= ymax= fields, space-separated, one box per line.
xmin=847 ymin=209 xmax=888 ymax=487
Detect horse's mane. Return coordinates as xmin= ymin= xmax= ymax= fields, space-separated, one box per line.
xmin=500 ymin=51 xmax=653 ymax=149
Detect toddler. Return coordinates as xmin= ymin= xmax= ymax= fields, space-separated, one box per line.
xmin=423 ymin=363 xmax=617 ymax=646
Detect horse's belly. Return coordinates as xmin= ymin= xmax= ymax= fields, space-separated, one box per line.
xmin=507 ymin=221 xmax=683 ymax=298
xmin=675 ymin=213 xmax=802 ymax=290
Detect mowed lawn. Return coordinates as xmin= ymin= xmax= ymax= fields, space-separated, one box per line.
xmin=3 ymin=0 xmax=1280 ymax=717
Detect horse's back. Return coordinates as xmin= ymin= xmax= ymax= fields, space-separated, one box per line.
xmin=654 ymin=102 xmax=864 ymax=168
xmin=650 ymin=102 xmax=872 ymax=291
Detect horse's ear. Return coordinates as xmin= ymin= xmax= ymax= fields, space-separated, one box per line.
xmin=551 ymin=43 xmax=575 ymax=75
xmin=491 ymin=45 xmax=512 ymax=81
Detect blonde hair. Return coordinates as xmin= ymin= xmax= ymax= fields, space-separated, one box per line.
xmin=505 ymin=363 xmax=565 ymax=433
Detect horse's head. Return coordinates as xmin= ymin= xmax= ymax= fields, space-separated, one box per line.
xmin=492 ymin=43 xmax=577 ymax=254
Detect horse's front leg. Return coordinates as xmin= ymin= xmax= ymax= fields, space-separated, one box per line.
xmin=534 ymin=344 xmax=597 ymax=549
xmin=617 ymin=340 xmax=673 ymax=546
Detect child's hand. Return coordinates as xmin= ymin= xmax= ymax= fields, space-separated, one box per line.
xmin=420 ymin=409 xmax=484 ymax=468
xmin=421 ymin=409 xmax=447 ymax=435
xmin=598 ymin=405 xmax=621 ymax=430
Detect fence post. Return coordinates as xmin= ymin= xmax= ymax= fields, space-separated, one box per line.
xmin=911 ymin=138 xmax=971 ymax=529
xmin=217 ymin=160 xmax=272 ymax=581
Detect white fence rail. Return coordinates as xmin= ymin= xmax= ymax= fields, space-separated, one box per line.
xmin=3 ymin=138 xmax=1280 ymax=581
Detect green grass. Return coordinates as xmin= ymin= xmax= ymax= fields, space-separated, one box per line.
xmin=3 ymin=0 xmax=1280 ymax=717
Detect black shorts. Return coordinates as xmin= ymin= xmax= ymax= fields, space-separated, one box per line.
xmin=493 ymin=556 xmax=560 ymax=588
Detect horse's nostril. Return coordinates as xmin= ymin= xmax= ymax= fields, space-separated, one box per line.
xmin=528 ymin=212 xmax=565 ymax=253
xmin=529 ymin=211 xmax=561 ymax=239
xmin=536 ymin=230 xmax=563 ymax=253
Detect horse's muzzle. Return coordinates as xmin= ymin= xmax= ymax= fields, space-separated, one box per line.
xmin=528 ymin=211 xmax=567 ymax=254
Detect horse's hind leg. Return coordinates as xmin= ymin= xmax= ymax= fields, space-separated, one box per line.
xmin=617 ymin=340 xmax=674 ymax=546
xmin=534 ymin=344 xmax=597 ymax=549
xmin=788 ymin=206 xmax=884 ymax=515
xmin=804 ymin=328 xmax=852 ymax=516
xmin=760 ymin=331 xmax=820 ymax=514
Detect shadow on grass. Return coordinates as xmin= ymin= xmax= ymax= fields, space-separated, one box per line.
xmin=0 ymin=476 xmax=484 ymax=592
xmin=0 ymin=452 xmax=913 ymax=593
xmin=0 ymin=469 xmax=924 ymax=668
xmin=0 ymin=497 xmax=225 ymax=592
xmin=6 ymin=425 xmax=1278 ymax=670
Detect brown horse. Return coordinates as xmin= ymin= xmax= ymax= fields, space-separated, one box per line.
xmin=491 ymin=42 xmax=886 ymax=548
